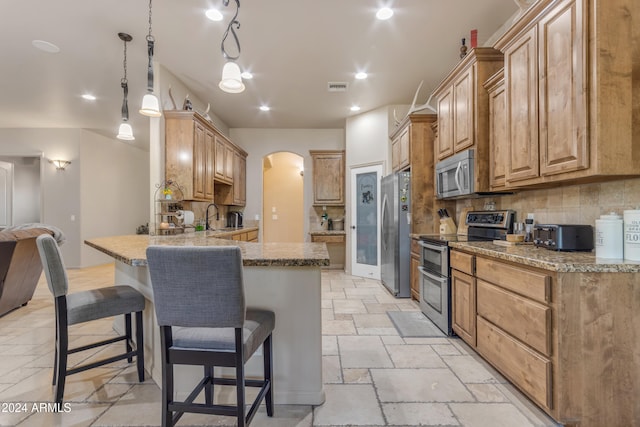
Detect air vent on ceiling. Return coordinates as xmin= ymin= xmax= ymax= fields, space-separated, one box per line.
xmin=327 ymin=82 xmax=348 ymax=92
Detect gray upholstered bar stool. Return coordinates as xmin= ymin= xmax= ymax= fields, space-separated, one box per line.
xmin=146 ymin=245 xmax=274 ymax=427
xmin=36 ymin=234 xmax=145 ymax=404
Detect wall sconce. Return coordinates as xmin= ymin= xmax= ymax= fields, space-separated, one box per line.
xmin=50 ymin=160 xmax=71 ymax=170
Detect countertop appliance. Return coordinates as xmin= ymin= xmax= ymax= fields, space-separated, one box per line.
xmin=533 ymin=224 xmax=594 ymax=251
xmin=226 ymin=211 xmax=243 ymax=228
xmin=418 ymin=210 xmax=515 ymax=336
xmin=380 ymin=171 xmax=411 ymax=298
xmin=435 ymin=149 xmax=474 ymax=199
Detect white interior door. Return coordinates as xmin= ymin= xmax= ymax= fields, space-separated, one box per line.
xmin=350 ymin=164 xmax=382 ymax=279
xmin=0 ymin=161 xmax=14 ymax=228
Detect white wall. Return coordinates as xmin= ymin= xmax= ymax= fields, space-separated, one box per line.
xmin=80 ymin=130 xmax=149 ymax=266
xmin=230 ymin=128 xmax=345 ymax=241
xmin=0 ymin=128 xmax=148 ymax=268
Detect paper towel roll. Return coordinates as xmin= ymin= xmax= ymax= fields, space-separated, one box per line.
xmin=182 ymin=210 xmax=195 ymax=225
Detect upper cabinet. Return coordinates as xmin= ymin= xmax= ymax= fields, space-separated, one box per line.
xmin=310 ymin=150 xmax=345 ymax=206
xmin=391 ymin=125 xmax=410 ymax=172
xmin=494 ymin=0 xmax=639 ymax=188
xmin=165 ymin=110 xmax=246 ymax=205
xmin=432 ymin=48 xmax=504 ymax=194
xmin=433 ymin=48 xmax=504 ymax=162
xmin=484 ymin=69 xmax=508 ymax=190
xmin=165 ymin=111 xmax=216 ymax=201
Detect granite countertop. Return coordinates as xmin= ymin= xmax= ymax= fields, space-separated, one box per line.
xmin=85 ymin=231 xmax=330 ymax=268
xmin=449 ymin=241 xmax=640 ymax=273
xmin=206 ymin=226 xmax=259 ymax=238
xmin=309 ymin=230 xmax=347 ymax=236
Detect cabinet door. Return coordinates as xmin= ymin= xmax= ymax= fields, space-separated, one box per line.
xmin=538 ymin=0 xmax=588 ymax=176
xmin=452 ymin=269 xmax=476 ymax=347
xmin=193 ymin=122 xmax=206 ymax=200
xmin=391 ymin=138 xmax=401 ymax=171
xmin=453 ymin=67 xmax=474 ymax=152
xmin=505 ymin=26 xmax=540 ymax=182
xmin=225 ymin=144 xmax=234 ymax=183
xmin=436 ymin=88 xmax=455 ymax=160
xmin=488 ymin=76 xmax=507 ymax=189
xmin=214 ymin=136 xmax=226 ymax=181
xmin=410 ymin=254 xmax=420 ymax=301
xmin=204 ymin=130 xmax=215 ymax=199
xmin=232 ymin=151 xmax=246 ymax=206
xmin=311 ymin=151 xmax=344 ymax=205
xmin=391 ymin=126 xmax=410 ymax=171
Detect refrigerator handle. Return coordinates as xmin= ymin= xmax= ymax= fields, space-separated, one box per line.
xmin=381 ymin=194 xmax=389 ymax=252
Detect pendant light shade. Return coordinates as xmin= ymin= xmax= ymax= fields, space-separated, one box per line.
xmin=117 ymin=122 xmax=135 ymax=140
xmin=219 ymin=61 xmax=245 ymax=93
xmin=140 ymin=92 xmax=162 ymax=117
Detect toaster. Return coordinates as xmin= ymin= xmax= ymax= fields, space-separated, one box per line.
xmin=533 ymin=224 xmax=594 ymax=251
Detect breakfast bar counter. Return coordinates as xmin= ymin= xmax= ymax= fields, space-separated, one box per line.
xmin=85 ymin=232 xmax=329 ymax=405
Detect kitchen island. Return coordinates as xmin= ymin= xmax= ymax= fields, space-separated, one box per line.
xmin=85 ymin=231 xmax=329 ymax=405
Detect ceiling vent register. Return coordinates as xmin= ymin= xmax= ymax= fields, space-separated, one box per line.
xmin=327 ymin=82 xmax=348 ymax=92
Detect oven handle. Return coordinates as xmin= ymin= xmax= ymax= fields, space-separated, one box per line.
xmin=418 ymin=266 xmax=448 ymax=284
xmin=418 ymin=240 xmax=447 ymax=253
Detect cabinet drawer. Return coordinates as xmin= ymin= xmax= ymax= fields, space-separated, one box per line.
xmin=477 ymin=280 xmax=551 ymax=356
xmin=246 ymin=230 xmax=258 ymax=241
xmin=450 ymin=250 xmax=474 ymax=275
xmin=411 ymin=238 xmax=421 ymax=255
xmin=312 ymin=235 xmax=345 ymax=243
xmin=476 ymin=257 xmax=551 ymax=303
xmin=477 ymin=317 xmax=552 ymax=411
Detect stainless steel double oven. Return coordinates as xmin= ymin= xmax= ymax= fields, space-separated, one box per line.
xmin=418 ymin=210 xmax=515 ymax=336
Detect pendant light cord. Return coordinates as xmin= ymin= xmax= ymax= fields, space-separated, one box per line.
xmin=146 ymin=0 xmax=155 ymax=92
xmin=221 ymin=0 xmax=241 ymax=60
xmin=121 ymin=37 xmax=129 ymax=121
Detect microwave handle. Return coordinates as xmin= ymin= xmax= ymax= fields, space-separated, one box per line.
xmin=454 ymin=161 xmax=463 ymax=193
xmin=435 ymin=171 xmax=441 ymax=198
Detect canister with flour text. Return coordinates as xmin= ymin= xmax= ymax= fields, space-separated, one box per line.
xmin=624 ymin=209 xmax=640 ymax=261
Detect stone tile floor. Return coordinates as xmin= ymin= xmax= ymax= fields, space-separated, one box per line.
xmin=0 ymin=265 xmax=561 ymax=426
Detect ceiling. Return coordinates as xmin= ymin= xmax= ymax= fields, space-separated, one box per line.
xmin=0 ymin=1 xmax=521 ymax=150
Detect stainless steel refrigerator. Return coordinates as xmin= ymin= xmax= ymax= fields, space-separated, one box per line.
xmin=380 ymin=171 xmax=411 ymax=298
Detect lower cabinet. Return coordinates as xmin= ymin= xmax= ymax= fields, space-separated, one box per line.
xmin=310 ymin=233 xmax=345 ymax=270
xmin=410 ymin=238 xmax=421 ymax=301
xmin=451 ymin=269 xmax=476 ymax=347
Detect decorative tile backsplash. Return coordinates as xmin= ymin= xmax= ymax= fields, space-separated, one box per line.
xmin=456 ymin=177 xmax=640 ymax=228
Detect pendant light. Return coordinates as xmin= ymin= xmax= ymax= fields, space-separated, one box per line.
xmin=117 ymin=33 xmax=135 ymax=141
xmin=219 ymin=0 xmax=245 ymax=93
xmin=140 ymin=0 xmax=162 ymax=116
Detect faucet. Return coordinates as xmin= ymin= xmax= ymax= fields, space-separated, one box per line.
xmin=206 ymin=203 xmax=219 ymax=230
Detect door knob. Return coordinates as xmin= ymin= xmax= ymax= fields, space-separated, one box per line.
xmin=351 ymin=225 xmax=356 ymax=229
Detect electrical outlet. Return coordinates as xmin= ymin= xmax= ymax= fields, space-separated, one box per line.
xmin=272 ymin=214 xmax=278 ymax=220
xmin=527 ymin=213 xmax=535 ymax=220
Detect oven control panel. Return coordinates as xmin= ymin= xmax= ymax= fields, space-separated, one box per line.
xmin=465 ymin=210 xmax=514 ymax=229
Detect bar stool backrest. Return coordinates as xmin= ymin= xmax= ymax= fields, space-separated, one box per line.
xmin=146 ymin=245 xmax=246 ymax=328
xmin=36 ymin=234 xmax=69 ymax=297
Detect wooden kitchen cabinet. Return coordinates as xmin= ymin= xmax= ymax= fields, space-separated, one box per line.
xmin=432 ymin=48 xmax=504 ymax=194
xmin=494 ymin=0 xmax=639 ymax=188
xmin=391 ymin=125 xmax=410 ymax=172
xmin=451 ymin=264 xmax=476 ymax=347
xmin=484 ymin=69 xmax=508 ymax=190
xmin=409 ymin=238 xmax=421 ymax=301
xmin=165 ymin=111 xmax=216 ymax=201
xmin=390 ymin=114 xmax=452 ymax=235
xmin=214 ymin=136 xmax=234 ymax=185
xmin=215 ymin=146 xmax=247 ymax=207
xmin=310 ymin=150 xmax=344 ymax=206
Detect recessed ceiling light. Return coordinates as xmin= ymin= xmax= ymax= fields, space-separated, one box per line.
xmin=81 ymin=94 xmax=96 ymax=101
xmin=259 ymin=105 xmax=270 ymax=112
xmin=355 ymin=72 xmax=368 ymax=80
xmin=32 ymin=39 xmax=60 ymax=53
xmin=241 ymin=72 xmax=253 ymax=80
xmin=376 ymin=7 xmax=394 ymax=20
xmin=350 ymin=105 xmax=361 ymax=112
xmin=205 ymin=8 xmax=223 ymax=21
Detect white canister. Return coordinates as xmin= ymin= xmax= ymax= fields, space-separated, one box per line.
xmin=595 ymin=213 xmax=623 ymax=259
xmin=624 ymin=209 xmax=640 ymax=261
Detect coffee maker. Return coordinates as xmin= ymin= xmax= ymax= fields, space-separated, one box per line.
xmin=226 ymin=211 xmax=243 ymax=228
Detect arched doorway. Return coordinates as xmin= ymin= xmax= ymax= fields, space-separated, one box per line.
xmin=262 ymin=152 xmax=304 ymax=243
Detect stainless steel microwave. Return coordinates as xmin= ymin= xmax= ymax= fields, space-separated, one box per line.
xmin=435 ymin=149 xmax=474 ymax=199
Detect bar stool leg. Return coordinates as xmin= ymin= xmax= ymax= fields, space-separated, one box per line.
xmin=135 ymin=311 xmax=144 ymax=382
xmin=264 ymin=334 xmax=274 ymax=416
xmin=125 ymin=313 xmax=133 ymax=363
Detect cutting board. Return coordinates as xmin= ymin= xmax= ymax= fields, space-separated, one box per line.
xmin=457 ymin=207 xmax=474 ymax=236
